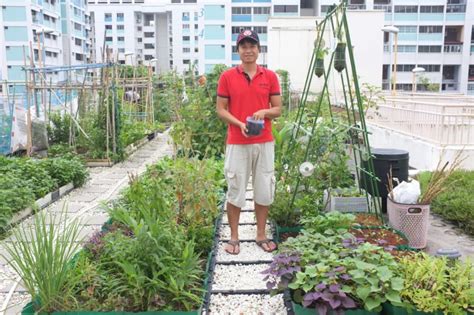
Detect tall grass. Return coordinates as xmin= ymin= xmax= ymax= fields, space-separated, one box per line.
xmin=2 ymin=209 xmax=84 ymax=312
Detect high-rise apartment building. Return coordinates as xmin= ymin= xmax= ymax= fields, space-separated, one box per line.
xmin=0 ymin=0 xmax=91 ymax=94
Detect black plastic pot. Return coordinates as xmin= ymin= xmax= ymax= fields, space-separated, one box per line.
xmin=314 ymin=57 xmax=325 ymax=77
xmin=334 ymin=43 xmax=347 ymax=72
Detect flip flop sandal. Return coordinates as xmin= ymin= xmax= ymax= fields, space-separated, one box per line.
xmin=225 ymin=240 xmax=240 ymax=255
xmin=256 ymin=239 xmax=278 ymax=253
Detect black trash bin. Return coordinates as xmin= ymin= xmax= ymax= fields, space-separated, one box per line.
xmin=360 ymin=148 xmax=409 ymax=213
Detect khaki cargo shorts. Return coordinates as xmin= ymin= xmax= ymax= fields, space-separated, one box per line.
xmin=224 ymin=142 xmax=275 ymax=208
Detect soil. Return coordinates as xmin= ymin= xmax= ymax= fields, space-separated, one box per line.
xmin=349 ymin=228 xmax=408 ymax=247
xmin=353 ymin=213 xmax=383 ymax=227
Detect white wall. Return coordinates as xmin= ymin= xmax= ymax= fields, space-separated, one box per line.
xmin=267 ymin=10 xmax=384 ymax=95
xmin=367 ymin=124 xmax=474 ymax=171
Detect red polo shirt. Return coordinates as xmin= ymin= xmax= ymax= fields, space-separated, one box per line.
xmin=217 ymin=65 xmax=281 ymax=144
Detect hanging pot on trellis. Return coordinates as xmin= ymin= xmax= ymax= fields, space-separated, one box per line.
xmin=334 ymin=42 xmax=347 ymax=72
xmin=314 ymin=57 xmax=325 ymax=78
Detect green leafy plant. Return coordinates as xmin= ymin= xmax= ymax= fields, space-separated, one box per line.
xmin=2 ymin=208 xmax=84 ymax=313
xmin=398 ymin=253 xmax=474 ymax=314
xmin=39 ymin=156 xmax=89 ymax=187
xmin=419 ymin=170 xmax=474 ymax=235
xmin=301 ymin=212 xmax=355 ymax=234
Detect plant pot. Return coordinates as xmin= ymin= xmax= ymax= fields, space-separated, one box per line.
xmin=334 ymin=43 xmax=346 ymax=72
xmin=382 ymin=302 xmax=444 ymax=315
xmin=314 ymin=57 xmax=325 ymax=77
xmin=387 ymin=198 xmax=430 ymax=249
xmin=323 ymin=189 xmax=369 ymax=213
xmin=292 ymin=301 xmax=380 ymax=315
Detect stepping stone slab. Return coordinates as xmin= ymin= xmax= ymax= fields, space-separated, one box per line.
xmin=212 ymin=264 xmax=269 ymax=291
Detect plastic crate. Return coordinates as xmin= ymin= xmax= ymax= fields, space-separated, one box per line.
xmin=387 ymin=197 xmax=430 ymax=249
xmin=324 ymin=189 xmax=369 ymax=213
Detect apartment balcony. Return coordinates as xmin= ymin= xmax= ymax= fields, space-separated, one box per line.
xmin=347 ymin=4 xmax=366 ymax=10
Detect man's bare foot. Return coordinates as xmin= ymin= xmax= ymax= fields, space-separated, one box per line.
xmin=225 ymin=240 xmax=240 ymax=255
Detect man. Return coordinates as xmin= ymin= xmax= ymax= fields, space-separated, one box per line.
xmin=216 ymin=29 xmax=282 ymax=255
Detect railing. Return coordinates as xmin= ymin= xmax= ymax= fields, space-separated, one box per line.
xmin=367 ymin=100 xmax=474 ymax=145
xmin=374 ymin=4 xmax=392 ymax=12
xmin=446 ymin=4 xmax=466 ymax=13
xmin=444 ymin=43 xmax=463 ymax=53
xmin=347 ymin=4 xmax=366 ymax=10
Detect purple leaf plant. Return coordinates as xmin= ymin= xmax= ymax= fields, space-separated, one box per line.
xmin=261 ymin=252 xmax=301 ymax=290
xmin=302 ymin=282 xmax=357 ymax=315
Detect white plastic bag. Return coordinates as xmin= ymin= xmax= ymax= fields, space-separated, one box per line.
xmin=392 ymin=180 xmax=420 ymax=204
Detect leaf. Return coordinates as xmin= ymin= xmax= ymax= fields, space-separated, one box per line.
xmin=356 ymin=286 xmax=371 ymax=301
xmin=365 ymin=297 xmax=382 ymax=311
xmin=386 ymin=290 xmax=402 ymax=304
xmin=391 ymin=277 xmax=404 ymax=291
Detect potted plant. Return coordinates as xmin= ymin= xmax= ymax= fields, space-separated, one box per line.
xmin=324 ymin=187 xmax=369 ymax=213
xmin=383 ymin=253 xmax=474 ymax=315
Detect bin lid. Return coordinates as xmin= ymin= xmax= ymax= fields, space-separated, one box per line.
xmin=371 ymin=148 xmax=409 ymax=160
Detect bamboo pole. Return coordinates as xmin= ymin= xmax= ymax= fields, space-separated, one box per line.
xmin=22 ymin=45 xmax=33 ymax=156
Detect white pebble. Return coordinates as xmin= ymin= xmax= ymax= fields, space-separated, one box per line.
xmin=222 ymin=212 xmax=256 ymax=224
xmin=208 ymin=293 xmax=286 ymax=315
xmin=212 ymin=264 xmax=269 ymax=291
xmin=216 ymin=242 xmax=273 ymax=263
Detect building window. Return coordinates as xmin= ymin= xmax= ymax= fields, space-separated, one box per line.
xmin=232 ymin=7 xmax=251 ymax=15
xmin=183 ymin=24 xmax=190 ymax=29
xmin=171 ymin=0 xmax=180 ymax=3
xmin=183 ymin=0 xmax=197 ymax=3
xmin=260 ymin=45 xmax=268 ymax=53
xmin=105 ymin=36 xmax=113 ymax=42
xmin=117 ymin=36 xmax=124 ymax=42
xmin=183 ymin=59 xmax=190 ymax=64
xmin=144 ymin=55 xmax=154 ymax=60
xmin=182 ymin=12 xmax=190 ymax=20
xmin=194 ymin=47 xmax=198 ymax=52
xmin=232 ymin=45 xmax=238 ymax=53
xmin=418 ymin=45 xmax=442 ymax=53
xmin=104 ymin=13 xmax=112 ymax=21
xmin=137 ymin=26 xmax=142 ymax=31
xmin=397 ymin=45 xmax=416 ymax=53
xmin=117 ymin=25 xmax=125 ymax=30
xmin=419 ymin=25 xmax=443 ymax=33
xmin=418 ymin=64 xmax=441 ymax=72
xmin=144 ymin=32 xmax=154 ymax=38
xmin=105 ymin=25 xmax=112 ymax=30
xmin=144 ymin=43 xmax=155 ymax=49
xmin=273 ymin=5 xmax=298 ymax=13
xmin=183 ymin=47 xmax=190 ymax=53
xmin=118 ymin=48 xmax=125 ymax=53
xmin=144 ymin=13 xmax=154 ymax=26
xmin=137 ymin=38 xmax=142 ymax=42
xmin=117 ymin=13 xmax=124 ymax=22
xmin=75 ymin=38 xmax=82 ymax=46
xmin=395 ymin=64 xmax=415 ymax=72
xmin=183 ymin=35 xmax=190 ymax=41
xmin=253 ymin=7 xmax=270 ymax=15
xmin=420 ymin=6 xmax=444 ymax=13
xmin=253 ymin=26 xmax=267 ymax=34
xmin=232 ymin=26 xmax=245 ymax=34
xmin=394 ymin=6 xmax=418 ymax=13
xmin=397 ymin=25 xmax=417 ymax=33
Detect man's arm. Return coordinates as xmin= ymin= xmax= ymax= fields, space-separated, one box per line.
xmin=253 ymin=95 xmax=282 ymax=120
xmin=216 ymin=96 xmax=248 ymax=137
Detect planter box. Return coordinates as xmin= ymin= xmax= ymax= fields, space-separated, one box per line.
xmin=85 ymin=159 xmax=115 ymax=168
xmin=7 ymin=182 xmax=74 ymax=227
xmin=292 ymin=301 xmax=380 ymax=315
xmin=274 ymin=224 xmax=303 ymax=243
xmin=323 ymin=189 xmax=369 ymax=213
xmin=22 ymin=303 xmax=198 ymax=315
xmin=382 ymin=303 xmax=443 ymax=315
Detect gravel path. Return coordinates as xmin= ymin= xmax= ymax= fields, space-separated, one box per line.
xmin=208 ymin=293 xmax=286 ymax=314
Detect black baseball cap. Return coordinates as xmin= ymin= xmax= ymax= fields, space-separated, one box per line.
xmin=236 ymin=29 xmax=260 ymax=46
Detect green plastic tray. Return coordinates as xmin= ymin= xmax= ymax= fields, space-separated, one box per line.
xmin=292 ymin=301 xmax=380 ymax=315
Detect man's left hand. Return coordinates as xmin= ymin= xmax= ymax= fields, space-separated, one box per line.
xmin=253 ymin=110 xmax=266 ymax=120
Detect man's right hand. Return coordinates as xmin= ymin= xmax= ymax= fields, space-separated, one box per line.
xmin=239 ymin=122 xmax=249 ymax=138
